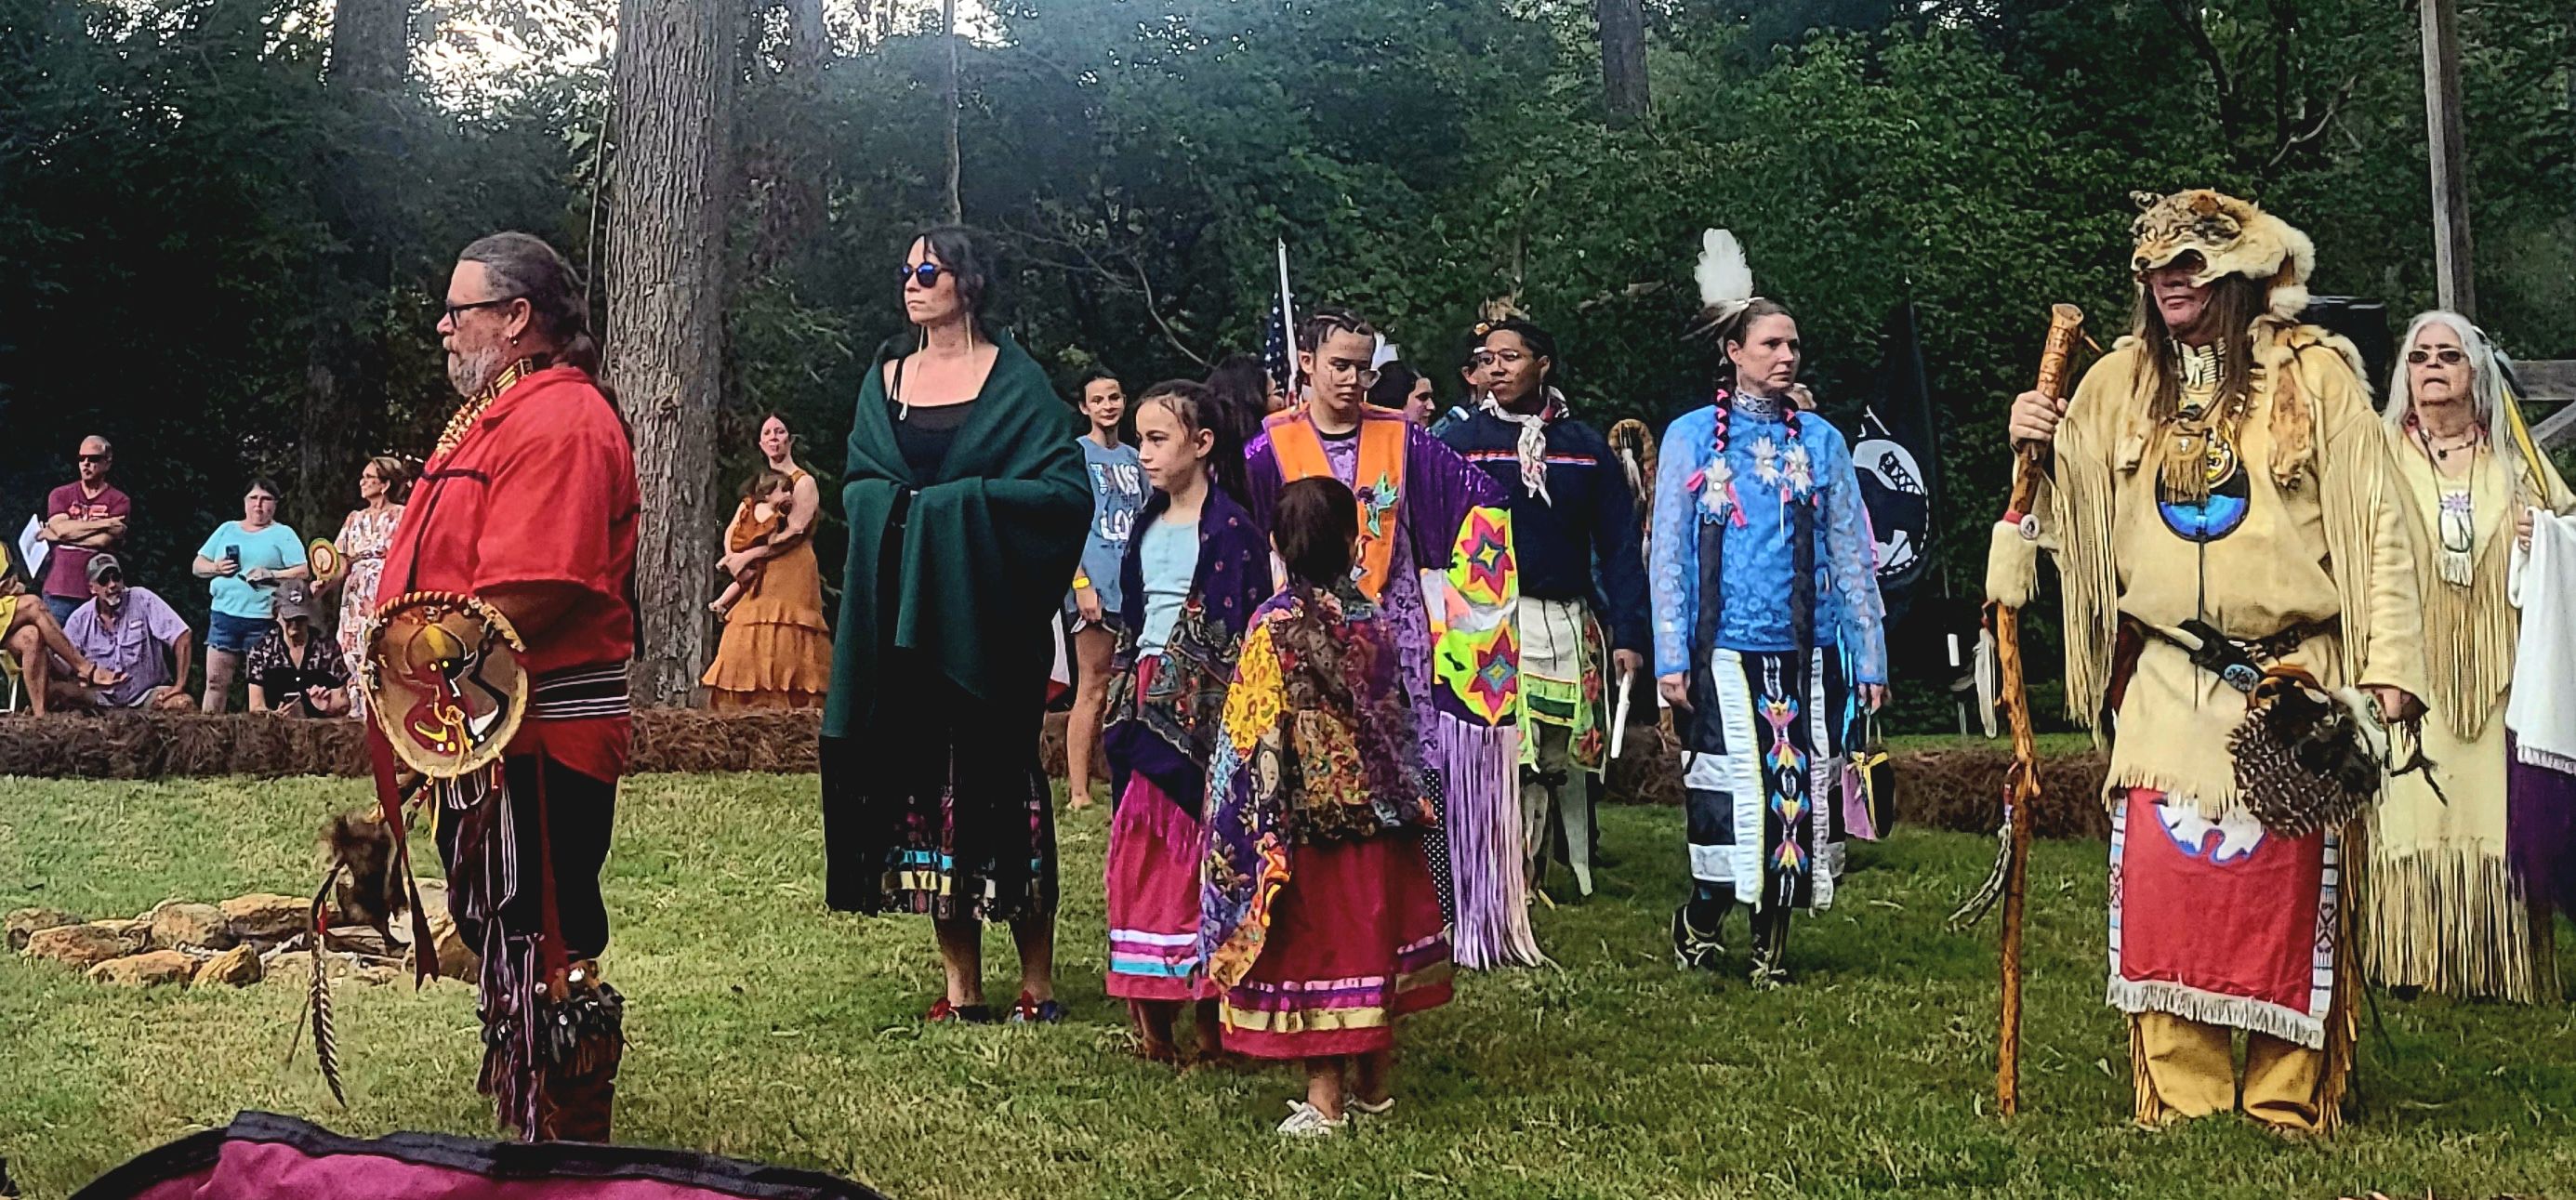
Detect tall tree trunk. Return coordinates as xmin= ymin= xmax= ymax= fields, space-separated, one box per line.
xmin=329 ymin=0 xmax=409 ymax=95
xmin=298 ymin=0 xmax=411 ymax=543
xmin=609 ymin=0 xmax=740 ymax=706
xmin=785 ymin=0 xmax=826 ymax=78
xmin=1597 ymin=0 xmax=1647 ymax=127
xmin=944 ymin=0 xmax=962 ymax=222
xmin=746 ymin=0 xmax=828 ymax=271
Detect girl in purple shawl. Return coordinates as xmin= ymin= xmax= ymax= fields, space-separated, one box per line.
xmin=1196 ymin=477 xmax=1453 ymax=1139
xmin=1100 ymin=381 xmax=1272 ymax=1062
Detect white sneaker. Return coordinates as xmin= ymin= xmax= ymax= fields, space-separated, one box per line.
xmin=1350 ymin=1096 xmax=1395 ymax=1117
xmin=1276 ymin=1101 xmax=1349 ymax=1138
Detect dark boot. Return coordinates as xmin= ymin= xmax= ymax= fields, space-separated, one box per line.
xmin=1671 ymin=903 xmax=1726 ymax=971
xmin=1747 ymin=903 xmax=1791 ymax=990
xmin=530 ymin=960 xmax=624 ymax=1142
xmin=532 ymin=1039 xmax=621 ymax=1142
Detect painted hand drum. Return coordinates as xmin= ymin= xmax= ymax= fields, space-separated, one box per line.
xmin=307 ymin=538 xmax=347 ymax=587
xmin=363 ymin=591 xmax=528 ymax=777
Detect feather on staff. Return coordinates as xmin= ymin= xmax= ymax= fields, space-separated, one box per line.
xmin=308 ymin=868 xmax=347 ymax=1107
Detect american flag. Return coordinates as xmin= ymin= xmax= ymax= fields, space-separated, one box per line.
xmin=1261 ymin=293 xmax=1294 ymax=399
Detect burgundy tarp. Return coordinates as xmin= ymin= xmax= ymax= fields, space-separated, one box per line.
xmin=72 ymin=1113 xmax=886 ymax=1200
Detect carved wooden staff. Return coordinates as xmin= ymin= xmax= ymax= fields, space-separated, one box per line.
xmin=1971 ymin=303 xmax=2084 ymax=1118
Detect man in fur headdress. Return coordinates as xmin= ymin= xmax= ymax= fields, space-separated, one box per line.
xmin=2000 ymin=190 xmax=2425 ymax=1132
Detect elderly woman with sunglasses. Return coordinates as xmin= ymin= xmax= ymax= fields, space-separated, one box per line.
xmin=819 ymin=225 xmax=1091 ymax=1024
xmin=2361 ymin=310 xmax=2575 ymax=1004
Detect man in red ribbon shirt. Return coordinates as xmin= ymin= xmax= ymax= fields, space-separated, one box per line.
xmin=376 ymin=231 xmax=639 ymax=1141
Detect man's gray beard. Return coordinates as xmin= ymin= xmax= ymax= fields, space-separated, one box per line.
xmin=447 ymin=345 xmax=506 ymax=399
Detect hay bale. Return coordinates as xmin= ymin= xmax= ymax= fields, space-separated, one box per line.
xmin=1037 ymin=710 xmax=1102 ymax=780
xmin=1604 ymin=727 xmax=1684 ymax=806
xmin=1890 ymin=745 xmax=2110 ymax=840
xmin=0 ymin=713 xmax=147 ymax=777
xmin=279 ymin=718 xmax=366 ymax=775
xmin=633 ymin=707 xmax=821 ymax=773
xmin=0 ymin=706 xmax=2116 ymax=844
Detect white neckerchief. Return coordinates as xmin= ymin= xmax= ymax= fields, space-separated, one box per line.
xmin=1481 ymin=388 xmax=1568 ymax=506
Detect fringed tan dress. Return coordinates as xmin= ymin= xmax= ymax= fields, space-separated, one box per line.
xmin=2365 ymin=431 xmax=2573 ymax=1001
xmin=2029 ymin=325 xmax=2425 ymax=1132
xmin=701 ymin=477 xmax=832 ymax=710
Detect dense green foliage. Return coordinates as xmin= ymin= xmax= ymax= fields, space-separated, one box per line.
xmin=5 ymin=0 xmax=2570 ymax=724
xmin=5 ymin=773 xmax=2573 ymax=1197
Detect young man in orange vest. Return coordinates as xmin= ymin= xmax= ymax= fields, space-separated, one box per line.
xmin=1243 ymin=308 xmax=1536 ymax=968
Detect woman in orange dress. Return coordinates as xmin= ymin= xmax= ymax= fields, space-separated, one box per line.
xmin=701 ymin=415 xmax=832 ymax=708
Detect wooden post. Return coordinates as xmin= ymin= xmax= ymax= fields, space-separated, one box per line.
xmin=2518 ymin=360 xmax=2576 ymax=449
xmin=2420 ymin=0 xmax=2477 ymax=318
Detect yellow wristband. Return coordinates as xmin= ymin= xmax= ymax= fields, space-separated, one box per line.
xmin=1073 ymin=574 xmax=1092 ymax=590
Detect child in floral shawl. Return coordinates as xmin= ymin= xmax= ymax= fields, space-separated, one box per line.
xmin=1196 ymin=477 xmax=1453 ymax=1138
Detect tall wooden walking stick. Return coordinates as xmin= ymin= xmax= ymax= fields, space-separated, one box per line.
xmin=1951 ymin=303 xmax=2084 ymax=1118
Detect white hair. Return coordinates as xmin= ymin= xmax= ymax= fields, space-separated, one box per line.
xmin=2381 ymin=309 xmax=2502 ymax=436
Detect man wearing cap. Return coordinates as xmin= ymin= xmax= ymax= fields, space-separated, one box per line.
xmin=54 ymin=553 xmax=194 ymax=713
xmin=2001 ymin=189 xmax=2425 ymax=1133
xmin=244 ymin=577 xmax=348 ymax=718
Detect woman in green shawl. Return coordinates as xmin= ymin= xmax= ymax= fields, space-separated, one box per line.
xmin=822 ymin=226 xmax=1092 ymax=1024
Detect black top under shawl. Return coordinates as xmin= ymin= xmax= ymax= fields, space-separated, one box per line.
xmin=890 ymin=399 xmax=977 ymax=481
xmin=886 ymin=355 xmax=981 ymax=481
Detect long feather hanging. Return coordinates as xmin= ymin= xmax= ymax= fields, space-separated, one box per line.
xmin=1607 ymin=418 xmax=1657 ymax=511
xmin=1948 ymin=812 xmax=2015 ymax=930
xmin=308 ymin=869 xmax=348 ymax=1107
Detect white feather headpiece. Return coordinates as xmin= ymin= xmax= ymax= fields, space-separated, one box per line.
xmin=1695 ymin=229 xmax=1754 ymax=328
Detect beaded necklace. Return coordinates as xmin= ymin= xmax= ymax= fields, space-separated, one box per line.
xmin=431 ymin=358 xmax=537 ymax=463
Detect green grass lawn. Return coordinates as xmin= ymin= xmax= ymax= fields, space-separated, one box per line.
xmin=5 ymin=773 xmax=2572 ymax=1199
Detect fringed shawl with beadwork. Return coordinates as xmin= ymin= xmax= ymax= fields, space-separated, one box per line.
xmin=2384 ymin=420 xmax=2575 ymax=742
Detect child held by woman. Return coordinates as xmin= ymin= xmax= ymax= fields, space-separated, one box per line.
xmin=711 ymin=469 xmax=796 ymax=618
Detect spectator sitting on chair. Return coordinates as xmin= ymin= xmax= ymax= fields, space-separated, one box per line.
xmin=55 ymin=553 xmax=195 ymax=713
xmin=245 ymin=578 xmax=348 ymax=718
xmin=0 ymin=542 xmax=123 ymax=717
xmin=38 ymin=435 xmax=130 ymax=625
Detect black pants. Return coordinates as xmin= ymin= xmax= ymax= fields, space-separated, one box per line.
xmin=435 ymin=753 xmax=618 ymax=960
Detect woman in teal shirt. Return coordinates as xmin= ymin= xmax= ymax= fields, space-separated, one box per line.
xmin=191 ymin=477 xmax=307 ymax=712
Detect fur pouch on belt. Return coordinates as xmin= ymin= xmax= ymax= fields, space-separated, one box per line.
xmin=2230 ymin=666 xmax=2388 ymax=838
xmin=1985 ymin=520 xmax=2040 ymax=608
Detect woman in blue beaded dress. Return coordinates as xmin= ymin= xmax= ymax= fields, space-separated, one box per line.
xmin=1649 ymin=231 xmax=1890 ymax=987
